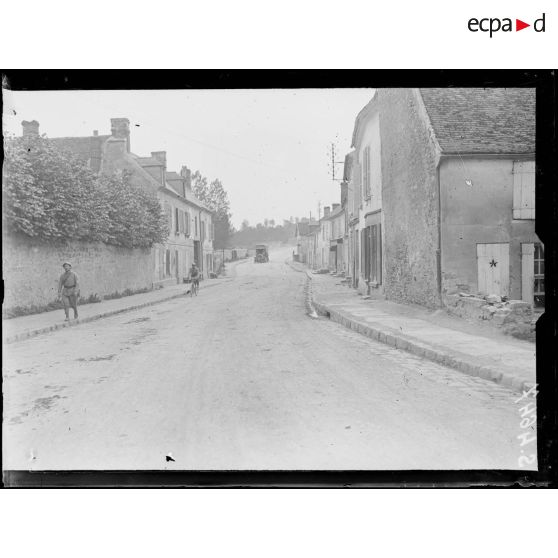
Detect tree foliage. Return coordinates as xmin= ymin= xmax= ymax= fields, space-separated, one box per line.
xmin=191 ymin=170 xmax=234 ymax=249
xmin=230 ymin=219 xmax=297 ymax=247
xmin=3 ymin=134 xmax=168 ymax=248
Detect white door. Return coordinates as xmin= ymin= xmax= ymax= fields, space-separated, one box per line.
xmin=477 ymin=243 xmax=509 ymax=296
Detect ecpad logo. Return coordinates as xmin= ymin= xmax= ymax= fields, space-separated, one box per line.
xmin=468 ymin=13 xmax=546 ymax=37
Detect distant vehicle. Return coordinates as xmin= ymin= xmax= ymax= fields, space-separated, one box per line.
xmin=254 ymin=244 xmax=269 ymax=263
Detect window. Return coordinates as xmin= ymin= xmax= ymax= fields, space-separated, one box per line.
xmin=166 ymin=205 xmax=173 ymax=230
xmin=184 ymin=211 xmax=190 ymax=236
xmin=513 ymin=161 xmax=535 ymax=219
xmin=362 ymin=145 xmax=371 ymax=199
xmin=353 ymin=162 xmax=361 ymax=215
xmin=534 ymin=243 xmax=545 ymax=307
xmin=165 ymin=249 xmax=171 ymax=277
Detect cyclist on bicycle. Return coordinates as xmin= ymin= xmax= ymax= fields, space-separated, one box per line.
xmin=189 ymin=262 xmax=200 ymax=294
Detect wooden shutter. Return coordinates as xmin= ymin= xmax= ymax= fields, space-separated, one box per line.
xmin=377 ymin=224 xmax=382 ymax=285
xmin=513 ymin=161 xmax=535 ymax=219
xmin=521 ymin=243 xmax=534 ymax=303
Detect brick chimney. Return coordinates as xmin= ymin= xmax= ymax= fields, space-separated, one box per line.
xmin=323 ymin=206 xmax=330 ymax=218
xmin=180 ymin=166 xmax=192 ymax=193
xmin=110 ymin=118 xmax=130 ymax=152
xmin=340 ymin=182 xmax=348 ymax=205
xmin=22 ymin=120 xmax=39 ymax=136
xmin=151 ymin=151 xmax=167 ymax=170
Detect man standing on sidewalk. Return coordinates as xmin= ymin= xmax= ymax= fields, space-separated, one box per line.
xmin=58 ymin=262 xmax=80 ymax=321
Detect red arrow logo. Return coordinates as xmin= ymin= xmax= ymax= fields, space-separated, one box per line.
xmin=516 ymin=19 xmax=531 ymax=31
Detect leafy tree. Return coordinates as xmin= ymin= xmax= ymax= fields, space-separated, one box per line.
xmin=191 ymin=171 xmax=234 ymax=249
xmin=3 ymin=134 xmax=167 ymax=248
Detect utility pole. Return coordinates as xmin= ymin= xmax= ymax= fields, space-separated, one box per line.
xmin=329 ymin=142 xmax=344 ymax=182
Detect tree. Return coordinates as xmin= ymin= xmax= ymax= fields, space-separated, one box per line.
xmin=241 ymin=219 xmax=250 ymax=231
xmin=191 ymin=171 xmax=234 ymax=249
xmin=2 ymin=134 xmax=168 ymax=248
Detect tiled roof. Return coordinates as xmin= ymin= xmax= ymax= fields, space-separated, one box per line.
xmin=419 ymin=88 xmax=535 ymax=154
xmin=296 ymin=221 xmax=319 ymax=236
xmin=165 ymin=171 xmax=183 ymax=182
xmin=49 ymin=135 xmax=110 ymax=172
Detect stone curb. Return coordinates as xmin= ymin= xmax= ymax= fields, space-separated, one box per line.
xmin=309 ymin=288 xmax=534 ymax=395
xmin=3 ymin=279 xmax=227 ymax=345
xmin=284 ymin=260 xmax=318 ymax=318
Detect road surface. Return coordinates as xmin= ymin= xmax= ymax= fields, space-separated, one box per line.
xmin=3 ymin=247 xmax=532 ymax=470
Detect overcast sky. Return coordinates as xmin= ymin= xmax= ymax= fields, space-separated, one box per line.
xmin=3 ymin=88 xmax=373 ymax=228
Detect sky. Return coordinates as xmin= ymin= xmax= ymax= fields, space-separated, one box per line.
xmin=3 ymin=88 xmax=373 ymax=228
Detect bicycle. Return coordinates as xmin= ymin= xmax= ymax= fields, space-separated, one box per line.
xmin=190 ymin=278 xmax=199 ymax=297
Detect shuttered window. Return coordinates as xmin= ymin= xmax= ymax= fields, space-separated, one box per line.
xmin=362 ymin=146 xmax=371 ymax=199
xmin=167 ymin=206 xmax=173 ymax=230
xmin=184 ymin=211 xmax=190 ymax=236
xmin=513 ymin=161 xmax=535 ymax=219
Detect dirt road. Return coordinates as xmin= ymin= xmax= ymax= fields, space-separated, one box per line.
xmin=3 ymin=248 xmax=531 ymax=470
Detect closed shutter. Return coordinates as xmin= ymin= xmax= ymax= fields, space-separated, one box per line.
xmin=377 ymin=224 xmax=382 ymax=285
xmin=364 ymin=146 xmax=371 ymax=198
xmin=513 ymin=161 xmax=535 ymax=219
xmin=521 ymin=243 xmax=534 ymax=303
xmin=353 ymin=162 xmax=361 ymax=214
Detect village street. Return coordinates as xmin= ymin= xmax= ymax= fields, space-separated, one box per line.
xmin=4 ymin=247 xmax=525 ymax=471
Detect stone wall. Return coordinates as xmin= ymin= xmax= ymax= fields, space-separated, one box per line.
xmin=378 ymin=89 xmax=441 ymax=308
xmin=3 ymin=233 xmax=155 ymax=314
xmin=445 ymin=293 xmax=535 ymax=340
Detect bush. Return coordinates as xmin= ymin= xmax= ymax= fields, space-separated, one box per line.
xmin=3 ymin=134 xmax=168 ymax=248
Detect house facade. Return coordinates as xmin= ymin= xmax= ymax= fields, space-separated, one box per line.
xmin=351 ymin=98 xmax=385 ymax=295
xmin=45 ymin=117 xmax=214 ymax=287
xmin=362 ymin=88 xmax=539 ymax=308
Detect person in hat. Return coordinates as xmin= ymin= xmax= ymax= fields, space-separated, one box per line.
xmin=58 ymin=262 xmax=80 ymax=321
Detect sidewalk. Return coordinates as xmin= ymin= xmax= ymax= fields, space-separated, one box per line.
xmin=3 ymin=277 xmax=231 ymax=345
xmin=297 ymin=263 xmax=536 ymax=394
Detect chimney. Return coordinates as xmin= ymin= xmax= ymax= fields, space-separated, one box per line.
xmin=22 ymin=120 xmax=39 ymax=136
xmin=110 ymin=118 xmax=130 ymax=152
xmin=93 ymin=130 xmax=99 ymax=136
xmin=180 ymin=166 xmax=192 ymax=192
xmin=332 ymin=203 xmax=340 ymax=212
xmin=323 ymin=206 xmax=331 ymax=217
xmin=151 ymin=151 xmax=167 ymax=170
xmin=341 ymin=182 xmax=348 ymax=205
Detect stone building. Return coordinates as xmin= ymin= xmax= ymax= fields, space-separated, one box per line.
xmin=26 ymin=118 xmax=215 ymax=288
xmin=295 ymin=219 xmax=319 ymax=266
xmin=351 ymin=88 xmax=539 ymax=309
xmin=351 ymin=96 xmax=384 ymax=296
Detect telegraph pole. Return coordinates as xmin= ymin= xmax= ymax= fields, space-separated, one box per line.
xmin=329 ymin=142 xmax=344 ymax=182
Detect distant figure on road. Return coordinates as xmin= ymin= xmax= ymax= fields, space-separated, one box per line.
xmin=58 ymin=262 xmax=80 ymax=321
xmin=189 ymin=262 xmax=200 ymax=294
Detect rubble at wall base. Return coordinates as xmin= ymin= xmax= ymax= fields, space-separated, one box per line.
xmin=444 ymin=293 xmax=535 ymax=341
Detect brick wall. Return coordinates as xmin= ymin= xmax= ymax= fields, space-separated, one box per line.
xmin=378 ymin=89 xmax=441 ymax=308
xmin=3 ymin=234 xmax=155 ymax=313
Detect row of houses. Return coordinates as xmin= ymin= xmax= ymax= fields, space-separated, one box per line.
xmin=296 ymin=88 xmax=543 ymax=310
xmin=22 ymin=117 xmax=215 ymax=286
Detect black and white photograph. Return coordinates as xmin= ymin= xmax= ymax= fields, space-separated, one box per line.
xmin=1 ymin=73 xmax=554 ymax=486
